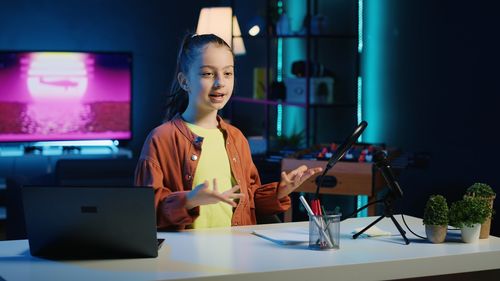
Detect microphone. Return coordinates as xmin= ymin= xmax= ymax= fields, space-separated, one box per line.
xmin=373 ymin=150 xmax=404 ymax=198
xmin=325 ymin=121 xmax=368 ymax=170
xmin=314 ymin=121 xmax=368 ymax=198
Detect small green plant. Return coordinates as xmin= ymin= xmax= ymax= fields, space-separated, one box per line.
xmin=449 ymin=196 xmax=492 ymax=228
xmin=466 ymin=182 xmax=496 ymax=198
xmin=273 ymin=130 xmax=305 ymax=150
xmin=423 ymin=195 xmax=448 ymax=226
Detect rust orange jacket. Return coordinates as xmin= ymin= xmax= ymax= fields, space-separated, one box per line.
xmin=135 ymin=115 xmax=290 ymax=230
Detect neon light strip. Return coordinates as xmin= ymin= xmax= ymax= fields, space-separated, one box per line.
xmin=31 ymin=140 xmax=117 ymax=147
xmin=358 ymin=0 xmax=364 ymax=53
xmin=277 ymin=104 xmax=283 ymax=137
xmin=357 ymin=77 xmax=363 ymax=139
xmin=277 ymin=38 xmax=283 ymax=82
xmin=357 ymin=0 xmax=368 ymax=217
xmin=276 ymin=1 xmax=284 ymax=137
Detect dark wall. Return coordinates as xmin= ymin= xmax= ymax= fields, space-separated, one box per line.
xmin=365 ymin=0 xmax=499 ymax=235
xmin=2 ymin=0 xmax=498 ymax=235
xmin=0 ymin=0 xmax=214 ymax=156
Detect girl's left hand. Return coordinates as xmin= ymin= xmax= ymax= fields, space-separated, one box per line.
xmin=277 ymin=165 xmax=323 ymax=199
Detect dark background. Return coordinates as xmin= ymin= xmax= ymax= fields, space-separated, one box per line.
xmin=0 ymin=0 xmax=498 ymax=236
xmin=367 ymin=0 xmax=500 ymax=236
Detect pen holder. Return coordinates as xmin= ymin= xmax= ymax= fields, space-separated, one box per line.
xmin=308 ymin=214 xmax=341 ymax=250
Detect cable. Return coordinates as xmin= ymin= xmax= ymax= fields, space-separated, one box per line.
xmin=400 ymin=214 xmax=460 ymax=239
xmin=400 ymin=214 xmax=426 ymax=239
xmin=341 ymin=198 xmax=384 ymax=222
xmin=343 ymin=199 xmax=432 ymax=241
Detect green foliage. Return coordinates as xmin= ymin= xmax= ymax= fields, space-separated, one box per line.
xmin=423 ymin=195 xmax=448 ymax=225
xmin=273 ymin=130 xmax=305 ymax=150
xmin=466 ymin=182 xmax=496 ymax=198
xmin=448 ymin=196 xmax=492 ymax=228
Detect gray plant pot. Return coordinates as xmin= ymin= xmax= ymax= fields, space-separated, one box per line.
xmin=425 ymin=225 xmax=447 ymax=243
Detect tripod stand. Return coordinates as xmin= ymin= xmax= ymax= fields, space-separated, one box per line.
xmin=352 ymin=191 xmax=410 ymax=245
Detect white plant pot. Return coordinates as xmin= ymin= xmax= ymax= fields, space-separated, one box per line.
xmin=461 ymin=224 xmax=481 ymax=243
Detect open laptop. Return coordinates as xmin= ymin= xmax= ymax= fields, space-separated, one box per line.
xmin=22 ymin=186 xmax=161 ymax=259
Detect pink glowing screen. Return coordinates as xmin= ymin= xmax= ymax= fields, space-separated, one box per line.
xmin=0 ymin=52 xmax=132 ymax=142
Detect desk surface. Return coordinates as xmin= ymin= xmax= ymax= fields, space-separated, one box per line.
xmin=1 ymin=216 xmax=500 ymax=281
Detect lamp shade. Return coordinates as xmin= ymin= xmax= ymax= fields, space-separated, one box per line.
xmin=196 ymin=7 xmax=246 ymax=55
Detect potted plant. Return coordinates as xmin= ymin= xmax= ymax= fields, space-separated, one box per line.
xmin=465 ymin=182 xmax=496 ymax=238
xmin=423 ymin=195 xmax=448 ymax=243
xmin=270 ymin=130 xmax=306 ymax=151
xmin=449 ymin=196 xmax=492 ymax=243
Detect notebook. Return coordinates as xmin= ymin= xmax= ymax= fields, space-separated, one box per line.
xmin=22 ymin=186 xmax=161 ymax=259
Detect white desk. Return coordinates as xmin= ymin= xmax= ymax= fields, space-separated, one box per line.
xmin=1 ymin=216 xmax=500 ymax=281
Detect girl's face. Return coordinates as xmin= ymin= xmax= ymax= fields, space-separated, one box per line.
xmin=183 ymin=44 xmax=234 ymax=113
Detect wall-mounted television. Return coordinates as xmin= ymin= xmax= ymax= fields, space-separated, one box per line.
xmin=0 ymin=51 xmax=132 ymax=143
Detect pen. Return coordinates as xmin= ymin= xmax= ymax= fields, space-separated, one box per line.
xmin=299 ymin=195 xmax=334 ymax=248
xmin=317 ymin=200 xmax=322 ymax=216
xmin=311 ymin=198 xmax=321 ymax=215
xmin=321 ymin=205 xmax=334 ymax=238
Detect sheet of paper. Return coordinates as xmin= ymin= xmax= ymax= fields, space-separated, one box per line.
xmin=252 ymin=227 xmax=309 ymax=245
xmin=352 ymin=226 xmax=392 ymax=237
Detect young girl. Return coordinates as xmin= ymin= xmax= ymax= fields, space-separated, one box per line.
xmin=135 ymin=33 xmax=322 ymax=230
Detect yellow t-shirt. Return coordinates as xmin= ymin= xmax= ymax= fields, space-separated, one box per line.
xmin=185 ymin=122 xmax=234 ymax=229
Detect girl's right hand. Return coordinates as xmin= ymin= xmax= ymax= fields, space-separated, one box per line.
xmin=185 ymin=179 xmax=244 ymax=209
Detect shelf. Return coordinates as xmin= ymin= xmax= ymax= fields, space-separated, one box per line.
xmin=310 ymin=103 xmax=357 ymax=108
xmin=229 ymin=0 xmax=360 ymax=148
xmin=230 ymin=96 xmax=356 ymax=108
xmin=235 ymin=34 xmax=356 ymax=40
xmin=231 ymin=96 xmax=305 ymax=107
